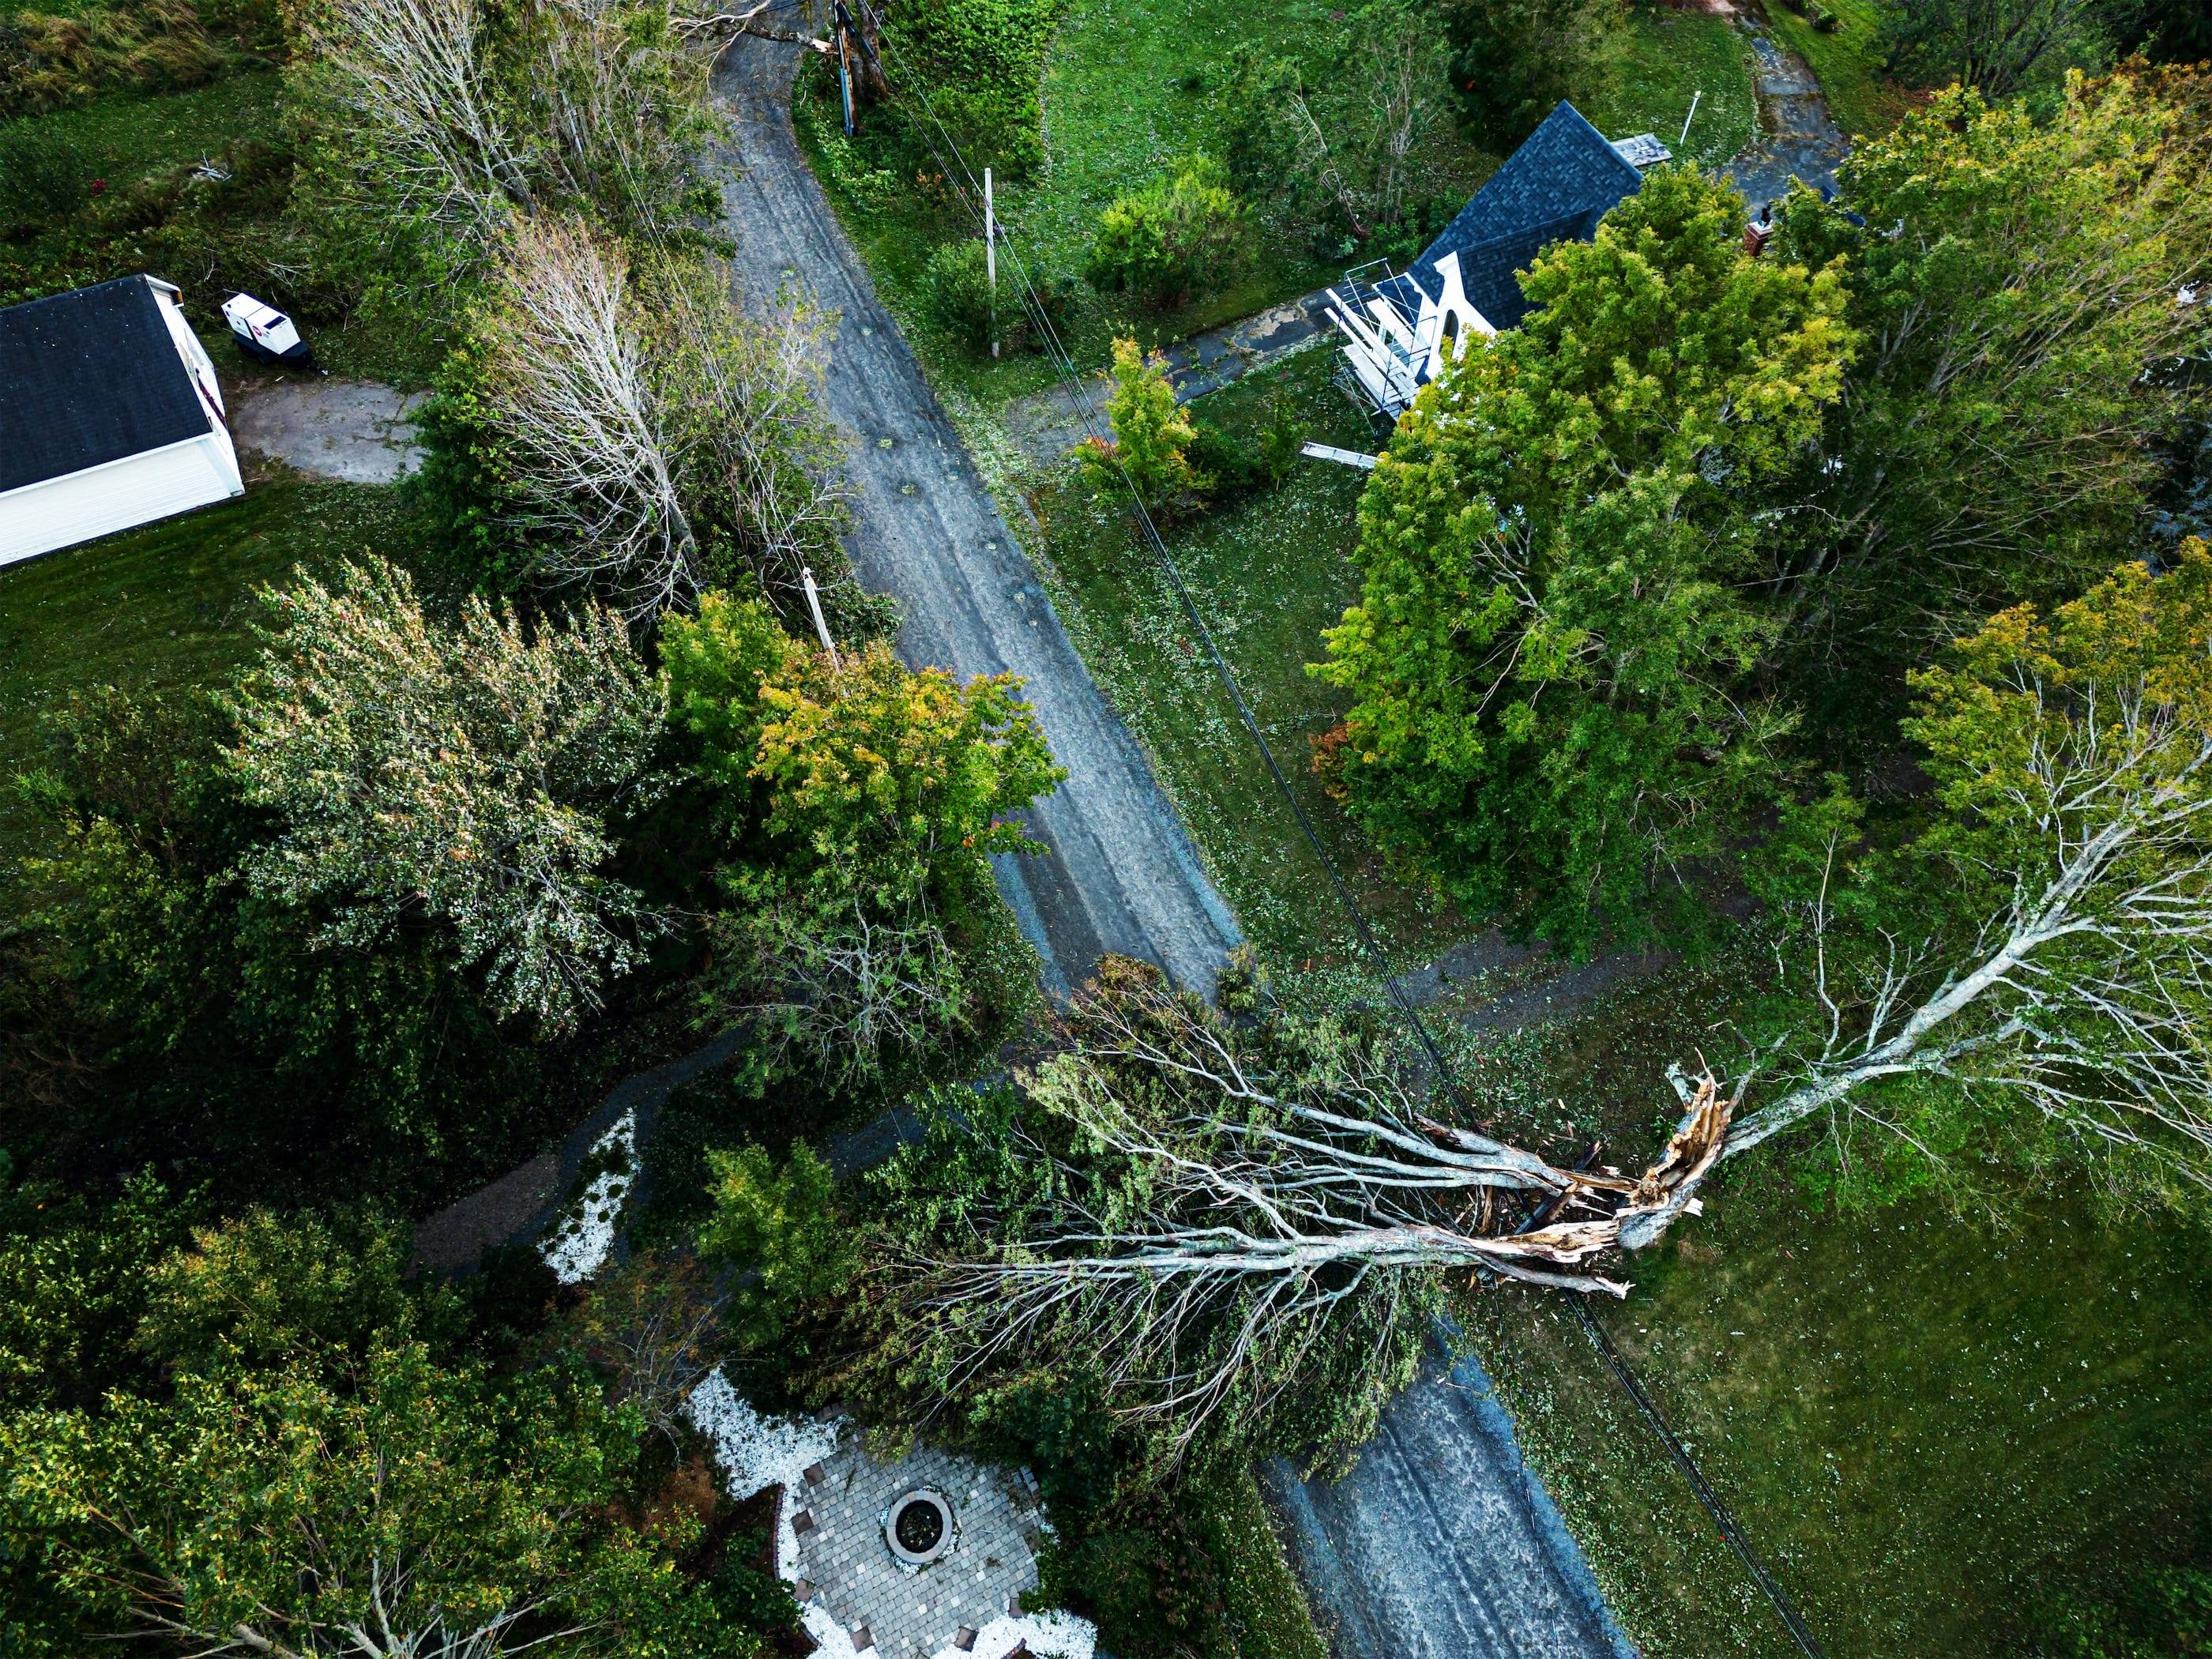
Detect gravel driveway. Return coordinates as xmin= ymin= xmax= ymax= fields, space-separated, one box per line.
xmin=710 ymin=38 xmax=1238 ymax=998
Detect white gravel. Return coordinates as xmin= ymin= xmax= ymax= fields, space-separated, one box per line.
xmin=536 ymin=1109 xmax=637 ymax=1284
xmin=687 ymin=1370 xmax=1095 ymax=1659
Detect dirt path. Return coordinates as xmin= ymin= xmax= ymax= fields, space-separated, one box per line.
xmin=711 ymin=38 xmax=1239 ymax=999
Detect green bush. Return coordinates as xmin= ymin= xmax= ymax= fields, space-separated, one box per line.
xmin=878 ymin=0 xmax=1063 ymax=176
xmin=696 ymin=1143 xmax=858 ymax=1352
xmin=920 ymin=235 xmax=999 ymax=352
xmin=1187 ymin=419 xmax=1266 ymax=507
xmin=1039 ymin=1498 xmax=1231 ymax=1659
xmin=1086 ymin=153 xmax=1247 ymax=306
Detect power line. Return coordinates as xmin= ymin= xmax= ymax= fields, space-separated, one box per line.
xmin=835 ymin=0 xmax=1468 ymax=1096
xmin=1574 ymin=1298 xmax=1828 ymax=1659
xmin=808 ymin=20 xmax=1827 ymax=1659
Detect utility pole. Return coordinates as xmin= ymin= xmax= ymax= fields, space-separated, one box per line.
xmin=984 ymin=165 xmax=998 ymax=360
xmin=834 ymin=1 xmax=856 ymax=137
xmin=800 ymin=566 xmax=841 ymax=666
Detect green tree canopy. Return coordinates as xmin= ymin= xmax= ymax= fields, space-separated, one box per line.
xmin=1082 ymin=336 xmax=1202 ymax=516
xmin=2 ymin=1340 xmax=753 ymax=1659
xmin=1315 ymin=165 xmax=1855 ymax=948
xmin=227 ymin=556 xmax=667 ymax=1033
xmin=661 ymin=593 xmax=1060 ymax=1086
xmin=697 ymin=1143 xmax=857 ymax=1350
xmin=1439 ymin=0 xmax=1620 ymax=151
xmin=8 ymin=687 xmax=551 ymax=1198
xmin=1724 ymin=539 xmax=2212 ymax=1214
xmin=1766 ymin=66 xmax=2212 ymax=747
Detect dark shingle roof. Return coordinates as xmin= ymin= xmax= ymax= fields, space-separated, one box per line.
xmin=1382 ymin=101 xmax=1645 ymax=332
xmin=0 ymin=276 xmax=210 ymax=495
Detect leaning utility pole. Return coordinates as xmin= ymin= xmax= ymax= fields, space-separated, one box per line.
xmin=834 ymin=1 xmax=856 ymax=136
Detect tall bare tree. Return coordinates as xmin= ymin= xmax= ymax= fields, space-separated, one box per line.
xmin=474 ymin=218 xmax=842 ymax=618
xmin=299 ymin=0 xmax=709 ymax=250
xmin=477 ymin=216 xmax=701 ymax=615
xmin=302 ymin=0 xmax=531 ymax=235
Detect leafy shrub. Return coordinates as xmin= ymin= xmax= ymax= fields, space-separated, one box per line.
xmin=1039 ymin=1499 xmax=1231 ymax=1659
xmin=1187 ymin=419 xmax=1266 ymax=507
xmin=970 ymin=1372 xmax=1123 ymax=1508
xmin=1086 ymin=153 xmax=1247 ymax=306
xmin=1081 ymin=337 xmax=1201 ymax=514
xmin=879 ymin=0 xmax=1063 ymax=176
xmin=921 ymin=235 xmax=999 ymax=352
xmin=918 ymin=239 xmax=1070 ymax=356
xmin=696 ymin=1144 xmax=857 ymax=1351
xmin=810 ymin=119 xmax=897 ymax=210
xmin=1258 ymin=390 xmax=1305 ymax=483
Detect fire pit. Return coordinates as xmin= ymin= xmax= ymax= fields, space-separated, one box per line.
xmin=884 ymin=1488 xmax=957 ymax=1567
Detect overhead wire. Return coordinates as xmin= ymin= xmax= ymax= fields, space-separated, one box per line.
xmin=810 ymin=13 xmax=1830 ymax=1657
xmin=832 ymin=0 xmax=1473 ymax=1101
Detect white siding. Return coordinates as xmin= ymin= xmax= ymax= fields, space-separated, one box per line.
xmin=0 ymin=431 xmax=243 ymax=566
xmin=152 ymin=281 xmax=228 ymax=419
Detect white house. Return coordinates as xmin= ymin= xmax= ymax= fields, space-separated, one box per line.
xmin=1327 ymin=103 xmax=1672 ymax=424
xmin=0 ymin=275 xmax=243 ymax=566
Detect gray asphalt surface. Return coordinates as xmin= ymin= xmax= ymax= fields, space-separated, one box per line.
xmin=710 ymin=38 xmax=1631 ymax=1659
xmin=1269 ymin=1334 xmax=1637 ymax=1659
xmin=710 ymin=38 xmax=1238 ymax=999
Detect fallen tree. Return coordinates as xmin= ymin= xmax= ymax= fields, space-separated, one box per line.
xmin=878 ymin=542 xmax=2212 ymax=1464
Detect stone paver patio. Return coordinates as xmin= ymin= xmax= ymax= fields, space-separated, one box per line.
xmin=789 ymin=1415 xmax=1047 ymax=1659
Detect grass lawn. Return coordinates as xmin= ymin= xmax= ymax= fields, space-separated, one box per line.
xmin=1762 ymin=0 xmax=1920 ymax=143
xmin=1584 ymin=8 xmax=1759 ymax=170
xmin=0 ymin=480 xmax=412 ymax=863
xmin=1454 ymin=967 xmax=2212 ymax=1659
xmin=799 ymin=0 xmax=1494 ymax=408
xmin=0 ymin=68 xmax=283 ymax=191
xmin=1027 ymin=347 xmax=1463 ymax=980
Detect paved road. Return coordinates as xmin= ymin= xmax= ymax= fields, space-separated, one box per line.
xmin=710 ymin=38 xmax=1238 ymax=999
xmin=709 ymin=39 xmax=1630 ymax=1659
xmin=1268 ymin=1334 xmax=1636 ymax=1659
